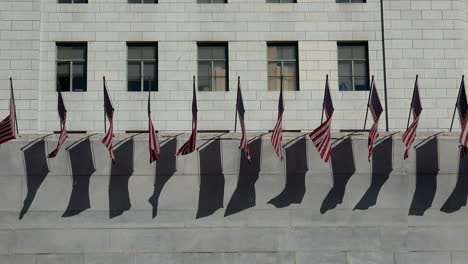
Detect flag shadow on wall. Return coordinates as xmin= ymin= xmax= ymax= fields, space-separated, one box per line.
xmin=354 ymin=135 xmax=394 ymax=210
xmin=20 ymin=139 xmax=50 ymax=219
xmin=148 ymin=138 xmax=177 ymax=219
xmin=320 ymin=137 xmax=356 ymax=214
xmin=197 ymin=138 xmax=225 ymax=219
xmin=109 ymin=137 xmax=134 ymax=219
xmin=409 ymin=135 xmax=439 ymax=216
xmin=441 ymin=147 xmax=468 ymax=213
xmin=268 ymin=138 xmax=308 ymax=208
xmin=225 ymin=138 xmax=262 ymax=217
xmin=63 ymin=137 xmax=96 ymax=217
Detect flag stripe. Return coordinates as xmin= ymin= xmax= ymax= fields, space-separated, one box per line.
xmin=0 ymin=83 xmax=17 ymax=145
xmin=310 ymin=77 xmax=334 ymax=163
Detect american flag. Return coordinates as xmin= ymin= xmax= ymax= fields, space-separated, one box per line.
xmin=176 ymin=77 xmax=198 ymax=156
xmin=148 ymin=88 xmax=160 ymax=163
xmin=101 ymin=78 xmax=115 ymax=161
xmin=309 ymin=75 xmax=334 ymax=163
xmin=0 ymin=78 xmax=17 ymax=145
xmin=48 ymin=89 xmax=68 ymax=158
xmin=236 ymin=78 xmax=251 ymax=161
xmin=458 ymin=77 xmax=468 ymax=150
xmin=368 ymin=77 xmax=383 ymax=161
xmin=402 ymin=76 xmax=422 ymax=159
xmin=271 ymin=78 xmax=284 ymax=160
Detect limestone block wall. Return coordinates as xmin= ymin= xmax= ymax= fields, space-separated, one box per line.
xmin=1 ymin=0 xmax=466 ymax=133
xmin=0 ymin=132 xmax=467 ymax=263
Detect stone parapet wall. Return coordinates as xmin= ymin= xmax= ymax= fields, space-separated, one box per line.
xmin=0 ymin=132 xmax=466 ymax=263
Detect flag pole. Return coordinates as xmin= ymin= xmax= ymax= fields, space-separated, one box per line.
xmin=321 ymin=75 xmax=328 ymax=123
xmin=148 ymin=78 xmax=151 ymax=114
xmin=10 ymin=78 xmax=19 ymax=135
xmin=192 ymin=75 xmax=195 ymax=131
xmin=234 ymin=76 xmax=240 ymax=133
xmin=450 ymin=75 xmax=464 ymax=132
xmin=363 ymin=75 xmax=374 ymax=130
xmin=103 ymin=76 xmax=106 ymax=133
xmin=406 ymin=75 xmax=418 ymax=129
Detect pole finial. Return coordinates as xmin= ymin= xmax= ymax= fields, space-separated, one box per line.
xmin=238 ymin=76 xmax=240 ymax=81
xmin=326 ymin=74 xmax=328 ymax=80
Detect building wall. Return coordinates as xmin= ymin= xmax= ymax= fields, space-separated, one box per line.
xmin=0 ymin=0 xmax=464 ymax=133
xmin=0 ymin=132 xmax=467 ymax=264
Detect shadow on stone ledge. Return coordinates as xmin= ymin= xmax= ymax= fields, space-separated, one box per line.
xmin=20 ymin=139 xmax=50 ymax=220
xmin=225 ymin=138 xmax=262 ymax=217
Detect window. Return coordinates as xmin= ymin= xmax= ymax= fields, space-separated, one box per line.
xmin=127 ymin=43 xmax=158 ymax=92
xmin=267 ymin=43 xmax=298 ymax=91
xmin=128 ymin=0 xmax=157 ymax=3
xmin=198 ymin=0 xmax=227 ymax=3
xmin=266 ymin=0 xmax=296 ymax=3
xmin=56 ymin=43 xmax=87 ymax=92
xmin=197 ymin=43 xmax=228 ymax=91
xmin=58 ymin=0 xmax=88 ymax=3
xmin=337 ymin=42 xmax=369 ymax=91
xmin=336 ymin=0 xmax=366 ymax=3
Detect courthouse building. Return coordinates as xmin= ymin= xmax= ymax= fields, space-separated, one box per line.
xmin=0 ymin=0 xmax=466 ymax=134
xmin=3 ymin=1 xmax=468 ymax=264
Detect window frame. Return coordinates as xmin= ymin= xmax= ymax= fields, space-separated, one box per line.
xmin=57 ymin=0 xmax=88 ymax=3
xmin=336 ymin=0 xmax=366 ymax=3
xmin=266 ymin=0 xmax=297 ymax=3
xmin=337 ymin=41 xmax=370 ymax=91
xmin=197 ymin=0 xmax=227 ymax=3
xmin=56 ymin=42 xmax=88 ymax=92
xmin=267 ymin=41 xmax=300 ymax=91
xmin=197 ymin=42 xmax=229 ymax=92
xmin=126 ymin=42 xmax=159 ymax=92
xmin=128 ymin=0 xmax=158 ymax=3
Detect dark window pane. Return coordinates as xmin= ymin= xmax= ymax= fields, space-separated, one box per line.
xmin=57 ymin=45 xmax=86 ymax=60
xmin=339 ymin=76 xmax=353 ymax=91
xmin=143 ymin=62 xmax=156 ymax=91
xmin=128 ymin=46 xmax=142 ymax=60
xmin=281 ymin=46 xmax=296 ymax=60
xmin=198 ymin=46 xmax=212 ymax=60
xmin=128 ymin=0 xmax=141 ymax=2
xmin=198 ymin=77 xmax=211 ymax=91
xmin=198 ymin=61 xmax=211 ymax=77
xmin=352 ymin=46 xmax=366 ymax=59
xmin=338 ymin=61 xmax=352 ymax=77
xmin=338 ymin=46 xmax=352 ymax=60
xmin=354 ymin=77 xmax=369 ymax=91
xmin=354 ymin=60 xmax=368 ymax=77
xmin=57 ymin=62 xmax=70 ymax=92
xmin=72 ymin=62 xmax=86 ymax=91
xmin=128 ymin=62 xmax=141 ymax=91
xmin=142 ymin=46 xmax=156 ymax=60
xmin=143 ymin=79 xmax=156 ymax=91
xmin=212 ymin=46 xmax=226 ymax=60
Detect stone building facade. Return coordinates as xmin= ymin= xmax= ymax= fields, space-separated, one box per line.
xmin=0 ymin=0 xmax=465 ymax=134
